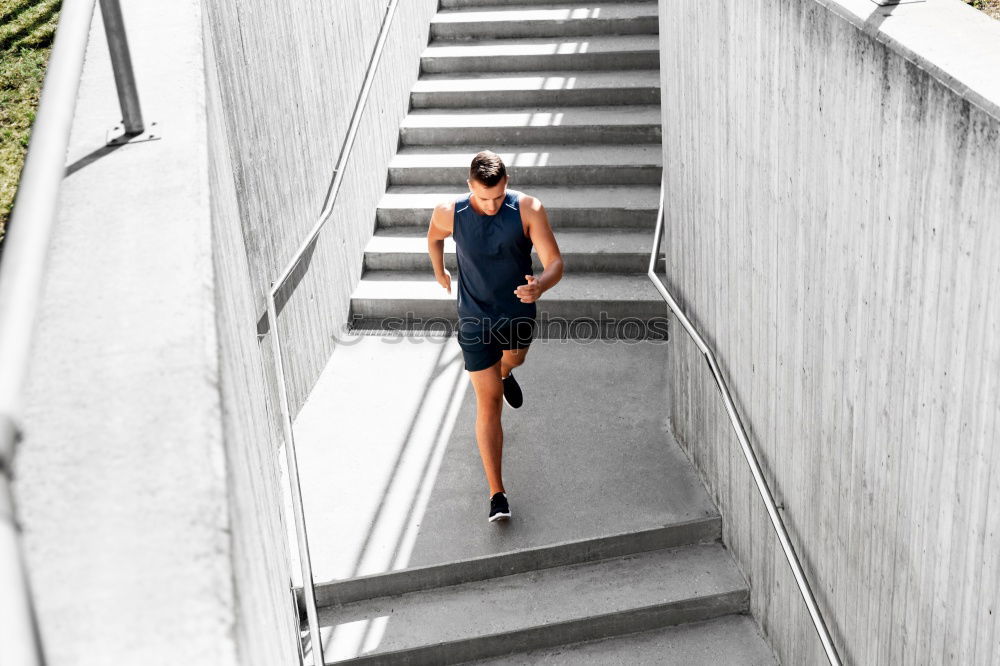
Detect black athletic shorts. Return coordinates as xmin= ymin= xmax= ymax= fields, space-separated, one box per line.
xmin=456 ymin=316 xmax=536 ymax=372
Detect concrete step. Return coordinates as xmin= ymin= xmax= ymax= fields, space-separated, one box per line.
xmin=316 ymin=543 xmax=749 ymax=664
xmin=365 ymin=227 xmax=662 ymax=274
xmin=443 ymin=0 xmax=645 ymax=6
xmin=430 ymin=3 xmax=659 ymax=40
xmin=465 ymin=615 xmax=778 ymax=665
xmin=400 ymin=105 xmax=661 ymax=146
xmin=376 ymin=185 xmax=659 ymax=229
xmin=316 ymin=519 xmax=719 ymax=606
xmin=348 ymin=270 xmax=669 ymax=330
xmin=389 ymin=144 xmax=662 ymax=186
xmin=411 ymin=70 xmax=660 ymax=108
xmin=421 ymin=34 xmax=659 ymax=73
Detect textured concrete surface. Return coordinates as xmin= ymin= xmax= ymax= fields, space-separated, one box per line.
xmin=466 ymin=615 xmax=778 ymax=665
xmin=389 ymin=144 xmax=662 ymax=185
xmin=365 ymin=227 xmax=657 ymax=273
xmin=296 ymin=4 xmax=777 ymax=664
xmin=376 ymin=184 xmax=659 ymax=228
xmin=442 ymin=0 xmax=652 ymax=5
xmin=317 ymin=519 xmax=720 ymax=606
xmin=317 ymin=543 xmax=747 ymax=663
xmin=400 ymin=105 xmax=662 ymax=145
xmin=295 ymin=336 xmax=714 ymax=581
xmin=13 ymin=2 xmax=441 ymax=664
xmin=204 ymin=0 xmax=439 ymax=415
xmin=350 ymin=271 xmax=668 ymax=325
xmin=411 ymin=70 xmax=661 ymax=108
xmin=431 ymin=3 xmax=660 ymax=39
xmin=202 ymin=3 xmax=438 ymax=661
xmin=357 ymin=3 xmax=664 ymax=338
xmin=421 ymin=34 xmax=660 ymax=72
xmin=659 ymin=0 xmax=1000 ymax=664
xmin=204 ymin=9 xmax=301 ymax=665
xmin=14 ymin=2 xmax=241 ymax=664
xmin=291 ymin=337 xmax=715 ymax=587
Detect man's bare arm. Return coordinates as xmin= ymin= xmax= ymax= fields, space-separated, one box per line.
xmin=427 ymin=201 xmax=455 ymax=293
xmin=514 ymin=195 xmax=563 ymax=303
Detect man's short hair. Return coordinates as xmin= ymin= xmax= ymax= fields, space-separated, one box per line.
xmin=469 ymin=150 xmax=507 ymax=187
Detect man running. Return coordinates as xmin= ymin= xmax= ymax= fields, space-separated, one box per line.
xmin=426 ymin=150 xmax=564 ymax=523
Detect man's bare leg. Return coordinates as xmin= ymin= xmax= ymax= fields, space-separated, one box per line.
xmin=468 ymin=360 xmax=505 ymax=496
xmin=469 ymin=348 xmax=531 ymax=496
xmin=500 ymin=347 xmax=529 ymax=379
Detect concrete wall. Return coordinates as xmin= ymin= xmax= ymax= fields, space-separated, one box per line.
xmin=13 ymin=1 xmax=436 ymax=664
xmin=200 ymin=0 xmax=436 ymax=654
xmin=203 ymin=15 xmax=301 ymax=665
xmin=658 ymin=0 xmax=1000 ymax=664
xmin=203 ymin=0 xmax=439 ymax=415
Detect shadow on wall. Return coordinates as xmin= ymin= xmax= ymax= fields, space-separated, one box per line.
xmin=863 ymin=1 xmax=899 ymax=34
xmin=256 ymin=239 xmax=319 ymax=337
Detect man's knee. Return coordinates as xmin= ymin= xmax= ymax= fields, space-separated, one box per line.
xmin=475 ymin=387 xmax=503 ymax=413
xmin=503 ymin=350 xmax=527 ymax=368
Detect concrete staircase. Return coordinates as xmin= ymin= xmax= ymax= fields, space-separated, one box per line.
xmin=295 ymin=339 xmax=777 ymax=664
xmin=306 ymin=2 xmax=778 ymax=664
xmin=349 ymin=0 xmax=669 ymax=333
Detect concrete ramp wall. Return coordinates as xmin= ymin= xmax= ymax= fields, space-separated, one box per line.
xmin=14 ymin=2 xmax=436 ymax=665
xmin=202 ymin=0 xmax=436 ymax=660
xmin=658 ymin=0 xmax=1000 ymax=663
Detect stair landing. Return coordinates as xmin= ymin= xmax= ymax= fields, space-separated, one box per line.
xmin=287 ymin=333 xmax=772 ymax=663
xmin=290 ymin=334 xmax=718 ymax=588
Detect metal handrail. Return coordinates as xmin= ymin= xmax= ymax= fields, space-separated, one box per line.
xmin=646 ymin=180 xmax=842 ymax=666
xmin=0 ymin=1 xmax=145 ymax=665
xmin=261 ymin=1 xmax=400 ymax=663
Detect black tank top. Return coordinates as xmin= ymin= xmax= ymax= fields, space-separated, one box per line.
xmin=453 ymin=189 xmax=536 ymax=329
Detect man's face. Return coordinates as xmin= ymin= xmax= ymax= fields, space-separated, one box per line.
xmin=467 ymin=175 xmax=508 ymax=216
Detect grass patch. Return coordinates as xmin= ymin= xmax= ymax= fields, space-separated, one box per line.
xmin=0 ymin=0 xmax=60 ymax=249
xmin=966 ymin=0 xmax=1000 ymax=19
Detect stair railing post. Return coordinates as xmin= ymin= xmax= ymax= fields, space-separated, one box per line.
xmin=98 ymin=0 xmax=144 ymax=135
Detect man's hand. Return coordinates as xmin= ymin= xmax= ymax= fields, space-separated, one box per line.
xmin=514 ymin=274 xmax=541 ymax=303
xmin=436 ymin=268 xmax=452 ymax=294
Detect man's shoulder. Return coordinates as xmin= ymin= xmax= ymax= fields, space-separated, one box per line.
xmin=513 ymin=191 xmax=544 ymax=216
xmin=433 ymin=197 xmax=462 ymax=220
xmin=429 ymin=198 xmax=460 ymax=234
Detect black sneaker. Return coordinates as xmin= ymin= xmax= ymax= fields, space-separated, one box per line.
xmin=489 ymin=492 xmax=511 ymax=522
xmin=502 ymin=372 xmax=523 ymax=408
